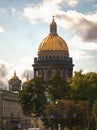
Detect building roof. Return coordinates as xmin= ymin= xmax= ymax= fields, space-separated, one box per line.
xmin=8 ymin=71 xmax=22 ymax=86
xmin=38 ymin=17 xmax=68 ymax=53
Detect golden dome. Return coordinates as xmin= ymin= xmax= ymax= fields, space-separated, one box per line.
xmin=38 ymin=35 xmax=68 ymax=52
xmin=38 ymin=17 xmax=68 ymax=52
xmin=22 ymin=76 xmax=29 ymax=89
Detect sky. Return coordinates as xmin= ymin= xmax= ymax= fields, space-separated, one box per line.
xmin=0 ymin=0 xmax=97 ymax=89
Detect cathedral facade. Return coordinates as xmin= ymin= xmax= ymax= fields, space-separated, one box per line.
xmin=33 ymin=17 xmax=74 ymax=82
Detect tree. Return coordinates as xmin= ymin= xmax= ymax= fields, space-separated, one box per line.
xmin=47 ymin=74 xmax=71 ymax=101
xmin=92 ymin=100 xmax=97 ymax=129
xmin=43 ymin=74 xmax=87 ymax=130
xmin=19 ymin=71 xmax=97 ymax=129
xmin=69 ymin=70 xmax=97 ymax=102
xmin=42 ymin=100 xmax=87 ymax=130
xmin=19 ymin=77 xmax=47 ymax=117
xmin=69 ymin=70 xmax=97 ymax=130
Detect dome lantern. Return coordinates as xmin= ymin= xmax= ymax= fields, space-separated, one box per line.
xmin=50 ymin=16 xmax=57 ymax=35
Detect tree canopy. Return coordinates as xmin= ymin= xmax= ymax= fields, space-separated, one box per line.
xmin=47 ymin=74 xmax=71 ymax=101
xmin=69 ymin=70 xmax=97 ymax=102
xmin=19 ymin=71 xmax=97 ymax=130
xmin=19 ymin=77 xmax=47 ymax=116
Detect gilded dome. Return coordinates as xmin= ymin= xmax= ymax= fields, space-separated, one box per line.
xmin=22 ymin=76 xmax=29 ymax=89
xmin=38 ymin=35 xmax=68 ymax=52
xmin=38 ymin=17 xmax=68 ymax=52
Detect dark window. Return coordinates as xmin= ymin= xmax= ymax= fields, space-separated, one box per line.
xmin=49 ymin=55 xmax=52 ymax=59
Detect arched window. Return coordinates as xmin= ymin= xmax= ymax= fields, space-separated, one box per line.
xmin=53 ymin=55 xmax=55 ymax=59
xmin=60 ymin=55 xmax=63 ymax=59
xmin=56 ymin=55 xmax=59 ymax=59
xmin=45 ymin=55 xmax=48 ymax=59
xmin=49 ymin=55 xmax=52 ymax=59
xmin=42 ymin=56 xmax=44 ymax=59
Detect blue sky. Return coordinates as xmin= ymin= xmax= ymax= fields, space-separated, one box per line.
xmin=0 ymin=0 xmax=97 ymax=88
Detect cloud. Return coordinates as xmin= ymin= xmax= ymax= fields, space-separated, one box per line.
xmin=21 ymin=69 xmax=34 ymax=81
xmin=23 ymin=0 xmax=79 ymax=24
xmin=0 ymin=64 xmax=8 ymax=77
xmin=82 ymin=22 xmax=97 ymax=41
xmin=0 ymin=7 xmax=6 ymax=13
xmin=22 ymin=0 xmax=97 ymax=42
xmin=23 ymin=1 xmax=58 ymax=23
xmin=11 ymin=7 xmax=17 ymax=13
xmin=0 ymin=26 xmax=5 ymax=33
xmin=56 ymin=11 xmax=97 ymax=42
xmin=67 ymin=0 xmax=79 ymax=7
xmin=94 ymin=4 xmax=97 ymax=9
xmin=0 ymin=60 xmax=10 ymax=88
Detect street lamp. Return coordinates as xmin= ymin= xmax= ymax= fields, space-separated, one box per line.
xmin=49 ymin=101 xmax=59 ymax=130
xmin=55 ymin=101 xmax=59 ymax=130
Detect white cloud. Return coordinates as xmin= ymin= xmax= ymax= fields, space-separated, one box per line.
xmin=68 ymin=0 xmax=79 ymax=7
xmin=93 ymin=4 xmax=97 ymax=10
xmin=0 ymin=7 xmax=6 ymax=13
xmin=23 ymin=0 xmax=97 ymax=42
xmin=69 ymin=36 xmax=97 ymax=51
xmin=23 ymin=1 xmax=60 ymax=23
xmin=11 ymin=7 xmax=17 ymax=13
xmin=0 ymin=26 xmax=5 ymax=33
xmin=23 ymin=0 xmax=79 ymax=24
xmin=21 ymin=69 xmax=33 ymax=82
xmin=56 ymin=10 xmax=97 ymax=42
xmin=67 ymin=36 xmax=97 ymax=73
xmin=0 ymin=60 xmax=11 ymax=89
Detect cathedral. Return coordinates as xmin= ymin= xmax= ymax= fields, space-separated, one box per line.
xmin=33 ymin=17 xmax=74 ymax=82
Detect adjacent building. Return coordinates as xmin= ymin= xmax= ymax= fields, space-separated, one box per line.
xmin=0 ymin=90 xmax=30 ymax=130
xmin=0 ymin=72 xmax=31 ymax=130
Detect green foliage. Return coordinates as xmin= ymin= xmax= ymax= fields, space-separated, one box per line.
xmin=42 ymin=100 xmax=87 ymax=128
xmin=68 ymin=70 xmax=97 ymax=129
xmin=47 ymin=74 xmax=71 ymax=101
xmin=92 ymin=100 xmax=97 ymax=124
xmin=69 ymin=70 xmax=97 ymax=102
xmin=19 ymin=71 xmax=97 ymax=129
xmin=19 ymin=77 xmax=47 ymax=116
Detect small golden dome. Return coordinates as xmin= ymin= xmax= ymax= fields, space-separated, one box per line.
xmin=8 ymin=71 xmax=22 ymax=85
xmin=38 ymin=17 xmax=68 ymax=52
xmin=24 ymin=75 xmax=29 ymax=83
xmin=22 ymin=75 xmax=30 ymax=89
xmin=12 ymin=71 xmax=18 ymax=80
